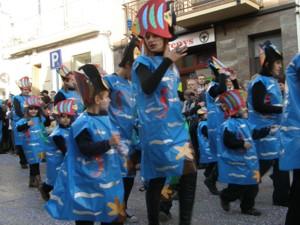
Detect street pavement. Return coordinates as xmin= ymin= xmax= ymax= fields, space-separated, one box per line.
xmin=0 ymin=153 xmax=287 ymax=225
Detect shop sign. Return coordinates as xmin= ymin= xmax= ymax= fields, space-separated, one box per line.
xmin=169 ymin=28 xmax=215 ymax=50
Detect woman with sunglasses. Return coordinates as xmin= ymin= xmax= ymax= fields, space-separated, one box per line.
xmin=16 ymin=96 xmax=51 ymax=188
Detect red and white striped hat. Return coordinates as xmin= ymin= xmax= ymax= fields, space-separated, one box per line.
xmin=53 ymin=99 xmax=77 ymax=116
xmin=24 ymin=96 xmax=43 ymax=108
xmin=17 ymin=76 xmax=32 ymax=90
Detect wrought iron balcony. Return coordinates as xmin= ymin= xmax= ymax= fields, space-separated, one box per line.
xmin=174 ymin=0 xmax=263 ymax=28
xmin=123 ymin=0 xmax=263 ymax=31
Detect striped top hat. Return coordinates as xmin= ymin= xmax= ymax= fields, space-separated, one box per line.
xmin=53 ymin=99 xmax=77 ymax=116
xmin=17 ymin=76 xmax=32 ymax=90
xmin=24 ymin=96 xmax=43 ymax=108
xmin=132 ymin=0 xmax=176 ymax=39
xmin=217 ymin=89 xmax=247 ymax=118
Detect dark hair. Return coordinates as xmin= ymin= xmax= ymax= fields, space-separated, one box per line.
xmin=24 ymin=106 xmax=43 ymax=121
xmin=41 ymin=90 xmax=49 ymax=95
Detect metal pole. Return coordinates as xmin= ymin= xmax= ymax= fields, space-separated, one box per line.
xmin=296 ymin=0 xmax=300 ymax=51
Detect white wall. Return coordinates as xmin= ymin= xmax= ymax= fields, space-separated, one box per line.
xmin=0 ymin=0 xmax=127 ymax=97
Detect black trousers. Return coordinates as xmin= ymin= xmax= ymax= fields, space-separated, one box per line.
xmin=15 ymin=145 xmax=27 ymax=165
xmin=203 ymin=162 xmax=218 ymax=181
xmin=285 ymin=169 xmax=300 ymax=225
xmin=146 ymin=173 xmax=197 ymax=225
xmin=29 ymin=163 xmax=40 ymax=176
xmin=221 ymin=184 xmax=258 ymax=211
xmin=260 ymin=159 xmax=290 ymax=205
xmin=188 ymin=120 xmax=199 ymax=164
xmin=123 ymin=177 xmax=134 ymax=210
xmin=75 ymin=221 xmax=123 ymax=225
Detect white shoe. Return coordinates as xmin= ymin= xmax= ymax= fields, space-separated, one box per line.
xmin=126 ymin=211 xmax=138 ymax=223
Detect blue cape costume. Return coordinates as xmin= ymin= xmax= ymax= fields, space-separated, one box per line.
xmin=132 ymin=55 xmax=195 ymax=180
xmin=248 ymin=75 xmax=282 ymax=160
xmin=218 ymin=118 xmax=260 ymax=185
xmin=46 ymin=112 xmax=124 ymax=222
xmin=280 ymin=54 xmax=300 ymax=170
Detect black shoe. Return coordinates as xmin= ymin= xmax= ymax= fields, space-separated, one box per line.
xmin=220 ymin=197 xmax=230 ymax=212
xmin=21 ymin=164 xmax=28 ymax=169
xmin=204 ymin=179 xmax=220 ymax=195
xmin=241 ymin=208 xmax=261 ymax=216
xmin=159 ymin=210 xmax=172 ymax=222
xmin=38 ymin=185 xmax=50 ymax=201
xmin=273 ymin=201 xmax=288 ymax=207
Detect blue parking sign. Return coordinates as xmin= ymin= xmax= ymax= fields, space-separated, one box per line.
xmin=50 ymin=49 xmax=62 ymax=69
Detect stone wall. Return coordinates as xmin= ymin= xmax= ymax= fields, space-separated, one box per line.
xmin=215 ymin=7 xmax=298 ymax=80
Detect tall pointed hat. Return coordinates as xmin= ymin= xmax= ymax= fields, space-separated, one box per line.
xmin=132 ymin=0 xmax=176 ymax=39
xmin=74 ymin=64 xmax=109 ymax=106
xmin=259 ymin=40 xmax=282 ymax=66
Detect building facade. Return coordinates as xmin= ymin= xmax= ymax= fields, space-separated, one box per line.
xmin=124 ymin=0 xmax=299 ymax=86
xmin=0 ymin=0 xmax=128 ymax=97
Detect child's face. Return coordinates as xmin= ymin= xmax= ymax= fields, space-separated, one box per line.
xmin=28 ymin=106 xmax=39 ymax=117
xmin=21 ymin=88 xmax=31 ymax=96
xmin=96 ymin=91 xmax=110 ymax=111
xmin=58 ymin=114 xmax=71 ymax=126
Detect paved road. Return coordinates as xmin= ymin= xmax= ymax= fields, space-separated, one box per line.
xmin=0 ymin=153 xmax=287 ymax=225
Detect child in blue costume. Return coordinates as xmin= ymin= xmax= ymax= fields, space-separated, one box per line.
xmin=197 ymin=108 xmax=212 ymax=165
xmin=280 ymin=54 xmax=300 ymax=225
xmin=39 ymin=99 xmax=77 ymax=201
xmin=131 ymin=0 xmax=197 ymax=224
xmin=46 ymin=64 xmax=125 ymax=225
xmin=54 ymin=65 xmax=85 ymax=114
xmin=16 ymin=96 xmax=51 ymax=187
xmin=12 ymin=76 xmax=32 ymax=168
xmin=204 ymin=58 xmax=240 ymax=195
xmin=247 ymin=40 xmax=290 ymax=206
xmin=103 ymin=36 xmax=140 ymax=223
xmin=217 ymin=90 xmax=275 ymax=216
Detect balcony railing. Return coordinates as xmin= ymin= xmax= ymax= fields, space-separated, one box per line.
xmin=176 ymin=0 xmax=263 ymax=27
xmin=124 ymin=0 xmax=263 ymax=30
xmin=174 ymin=0 xmax=263 ymax=16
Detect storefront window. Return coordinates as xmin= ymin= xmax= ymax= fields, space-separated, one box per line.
xmin=72 ymin=52 xmax=91 ymax=70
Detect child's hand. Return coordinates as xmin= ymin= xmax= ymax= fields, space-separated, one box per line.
xmin=229 ymin=70 xmax=237 ymax=80
xmin=243 ymin=141 xmax=252 ymax=149
xmin=109 ymin=134 xmax=120 ymax=146
xmin=27 ymin=120 xmax=34 ymax=126
xmin=164 ymin=45 xmax=187 ymax=63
